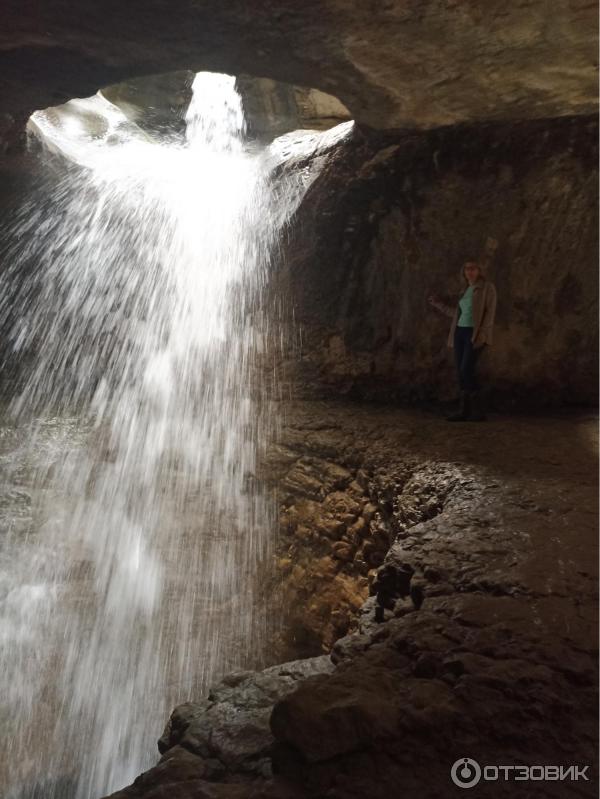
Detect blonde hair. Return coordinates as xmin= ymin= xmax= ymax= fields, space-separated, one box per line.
xmin=460 ymin=259 xmax=485 ymax=286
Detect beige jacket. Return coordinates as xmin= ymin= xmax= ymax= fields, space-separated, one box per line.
xmin=440 ymin=279 xmax=497 ymax=348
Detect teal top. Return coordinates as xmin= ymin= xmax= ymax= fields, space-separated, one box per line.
xmin=457 ymin=285 xmax=474 ymax=327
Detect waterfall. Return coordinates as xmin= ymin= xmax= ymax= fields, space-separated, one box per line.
xmin=0 ymin=72 xmax=353 ymax=798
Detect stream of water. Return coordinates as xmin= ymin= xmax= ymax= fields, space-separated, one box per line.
xmin=0 ymin=73 xmax=352 ymax=798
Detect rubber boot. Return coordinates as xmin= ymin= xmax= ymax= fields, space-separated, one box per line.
xmin=446 ymin=390 xmax=470 ymax=421
xmin=468 ymin=391 xmax=487 ymax=422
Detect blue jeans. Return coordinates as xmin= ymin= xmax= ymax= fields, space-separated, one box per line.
xmin=454 ymin=326 xmax=484 ymax=392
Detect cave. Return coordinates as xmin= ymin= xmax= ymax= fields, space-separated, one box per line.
xmin=0 ymin=4 xmax=598 ymax=799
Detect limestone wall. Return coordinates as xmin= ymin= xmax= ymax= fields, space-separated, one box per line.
xmin=275 ymin=115 xmax=598 ymax=407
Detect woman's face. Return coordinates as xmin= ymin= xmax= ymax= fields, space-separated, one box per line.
xmin=464 ymin=262 xmax=480 ymax=285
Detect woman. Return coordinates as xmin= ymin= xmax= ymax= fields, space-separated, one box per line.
xmin=429 ymin=260 xmax=497 ymax=421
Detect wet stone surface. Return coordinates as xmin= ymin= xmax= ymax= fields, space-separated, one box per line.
xmin=104 ymin=401 xmax=598 ymax=799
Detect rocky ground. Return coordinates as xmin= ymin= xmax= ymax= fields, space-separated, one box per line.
xmin=105 ymin=401 xmax=598 ymax=799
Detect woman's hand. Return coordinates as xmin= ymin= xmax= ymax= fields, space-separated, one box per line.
xmin=429 ymin=295 xmax=456 ymax=319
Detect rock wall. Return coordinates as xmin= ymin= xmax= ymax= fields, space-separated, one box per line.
xmin=235 ymin=76 xmax=351 ymax=140
xmin=274 ymin=115 xmax=598 ymax=407
xmin=101 ymin=72 xmax=195 ymax=139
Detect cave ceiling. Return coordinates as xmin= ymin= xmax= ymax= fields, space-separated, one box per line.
xmin=1 ymin=0 xmax=598 ymax=141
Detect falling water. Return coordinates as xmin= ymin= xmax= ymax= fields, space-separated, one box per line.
xmin=0 ymin=72 xmax=353 ymax=798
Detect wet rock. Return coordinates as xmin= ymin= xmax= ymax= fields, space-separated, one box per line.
xmin=330 ymin=632 xmax=371 ymax=665
xmin=159 ymin=656 xmax=334 ymax=778
xmin=108 ymin=403 xmax=598 ymax=799
xmin=361 ymin=502 xmax=377 ymax=524
xmin=235 ymin=75 xmax=352 ymax=141
xmin=362 ymin=544 xmax=388 ymax=568
xmin=423 ymin=566 xmax=445 ymax=583
xmin=268 ymin=594 xmax=597 ymax=795
xmin=409 ymin=582 xmax=425 ymax=610
xmin=392 ymin=597 xmax=415 ymax=617
xmin=331 ymin=541 xmax=354 ymax=562
xmin=101 ymin=71 xmax=194 ymax=139
xmin=322 ymin=491 xmax=361 ymax=519
xmin=413 ymin=653 xmax=441 ymax=679
xmin=317 ymin=518 xmax=345 ymax=540
xmin=372 ymin=562 xmax=414 ymax=621
xmin=270 ymin=437 xmax=375 ymax=654
xmin=271 ymin=668 xmax=460 ymax=764
xmin=282 ymin=458 xmax=351 ymax=501
xmin=281 ymin=460 xmax=326 ymax=501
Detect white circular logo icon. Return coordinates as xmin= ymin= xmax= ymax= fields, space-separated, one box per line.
xmin=451 ymin=758 xmax=482 ymax=788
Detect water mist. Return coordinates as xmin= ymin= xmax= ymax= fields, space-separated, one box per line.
xmin=0 ymin=72 xmax=352 ymax=798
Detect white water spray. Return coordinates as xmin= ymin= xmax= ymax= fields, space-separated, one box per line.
xmin=0 ymin=73 xmax=352 ymax=798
